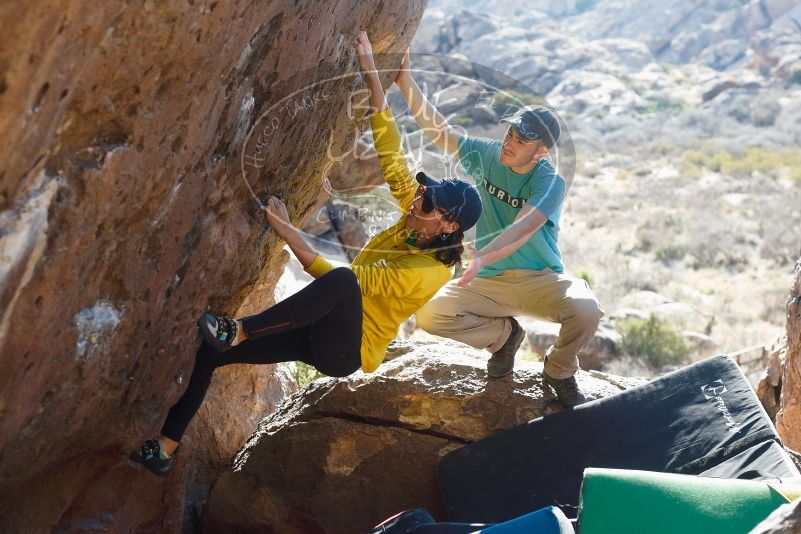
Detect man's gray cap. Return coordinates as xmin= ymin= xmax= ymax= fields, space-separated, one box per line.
xmin=500 ymin=105 xmax=561 ymax=148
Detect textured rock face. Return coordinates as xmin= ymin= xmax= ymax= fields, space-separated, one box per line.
xmin=776 ymin=258 xmax=801 ymax=451
xmin=185 ymin=361 xmax=297 ymax=529
xmin=757 ymin=335 xmax=787 ymax=421
xmin=757 ymin=258 xmax=801 ymax=455
xmin=0 ymin=1 xmax=427 ymax=531
xmin=203 ymin=341 xmax=645 ymax=533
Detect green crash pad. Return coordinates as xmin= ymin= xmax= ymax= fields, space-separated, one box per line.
xmin=578 ymin=468 xmax=797 ymax=534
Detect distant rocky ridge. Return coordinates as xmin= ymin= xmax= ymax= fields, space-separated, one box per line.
xmin=411 ymin=0 xmax=801 ymax=153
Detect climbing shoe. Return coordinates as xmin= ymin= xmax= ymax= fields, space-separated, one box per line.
xmin=487 ymin=317 xmax=525 ymax=378
xmin=197 ymin=312 xmax=238 ymax=351
xmin=129 ymin=439 xmax=174 ymax=477
xmin=542 ymin=364 xmax=586 ymax=409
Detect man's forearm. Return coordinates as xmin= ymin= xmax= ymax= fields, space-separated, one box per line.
xmin=475 ymin=223 xmax=537 ymax=267
xmin=475 ymin=205 xmax=548 ymax=267
xmin=397 ymin=74 xmax=457 ymax=153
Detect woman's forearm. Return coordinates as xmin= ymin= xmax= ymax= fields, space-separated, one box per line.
xmin=282 ymin=226 xmax=319 ymax=269
xmin=355 ymin=32 xmax=388 ymax=115
xmin=364 ymin=69 xmax=388 ymax=114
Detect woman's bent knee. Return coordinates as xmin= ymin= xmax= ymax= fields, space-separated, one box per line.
xmin=327 ymin=266 xmax=357 ymax=284
xmin=326 ymin=362 xmax=360 ymax=378
xmin=323 ymin=267 xmax=360 ymax=297
xmin=310 ymin=352 xmax=361 ymax=378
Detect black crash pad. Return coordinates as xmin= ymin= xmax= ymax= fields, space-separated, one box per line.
xmin=699 ymin=440 xmax=799 ymax=480
xmin=437 ymin=355 xmax=799 ymax=523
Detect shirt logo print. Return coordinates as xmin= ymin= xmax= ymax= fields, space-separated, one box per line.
xmin=482 ymin=178 xmax=526 ymax=209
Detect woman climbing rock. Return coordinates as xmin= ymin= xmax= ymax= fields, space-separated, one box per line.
xmin=129 ymin=31 xmax=482 ymax=476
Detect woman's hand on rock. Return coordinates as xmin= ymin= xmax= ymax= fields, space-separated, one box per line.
xmin=354 ymin=31 xmax=376 ymax=72
xmin=265 ymin=196 xmax=293 ymax=237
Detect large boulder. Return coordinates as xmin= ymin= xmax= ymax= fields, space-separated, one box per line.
xmin=203 ymin=341 xmax=646 ymax=533
xmin=0 ymin=1 xmax=427 ymax=531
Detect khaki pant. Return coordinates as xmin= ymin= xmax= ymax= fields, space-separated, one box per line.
xmin=415 ymin=268 xmax=604 ymax=379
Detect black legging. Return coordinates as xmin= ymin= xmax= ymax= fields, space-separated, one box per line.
xmin=161 ymin=267 xmax=363 ymax=442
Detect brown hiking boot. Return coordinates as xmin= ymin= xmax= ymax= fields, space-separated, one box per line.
xmin=487 ymin=318 xmax=525 ymax=378
xmin=542 ymin=362 xmax=586 ymax=409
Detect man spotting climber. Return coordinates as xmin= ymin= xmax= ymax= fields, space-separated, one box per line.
xmin=394 ymin=51 xmax=603 ymax=408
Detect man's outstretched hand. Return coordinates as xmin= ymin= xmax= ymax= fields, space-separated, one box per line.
xmin=456 ymin=244 xmax=484 ymax=286
xmin=394 ymin=48 xmax=411 ymax=86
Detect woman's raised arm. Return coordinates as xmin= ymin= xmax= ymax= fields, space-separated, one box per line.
xmin=354 ymin=31 xmax=388 ymax=114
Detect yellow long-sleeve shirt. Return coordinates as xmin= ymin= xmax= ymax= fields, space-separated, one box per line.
xmin=304 ymin=107 xmax=454 ymax=372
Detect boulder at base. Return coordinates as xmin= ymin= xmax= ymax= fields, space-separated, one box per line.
xmin=203 ymin=341 xmax=645 ymax=533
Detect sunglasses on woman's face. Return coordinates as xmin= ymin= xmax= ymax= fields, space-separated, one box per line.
xmin=416 ymin=185 xmax=450 ymax=218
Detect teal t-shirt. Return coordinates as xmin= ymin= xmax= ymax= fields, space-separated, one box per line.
xmin=458 ymin=135 xmax=565 ymax=276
